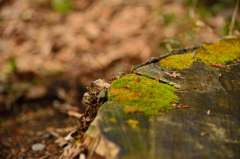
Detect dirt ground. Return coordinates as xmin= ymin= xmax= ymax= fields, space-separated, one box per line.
xmin=0 ymin=0 xmax=239 ymax=158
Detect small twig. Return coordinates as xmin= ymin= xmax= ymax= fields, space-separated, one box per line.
xmin=210 ymin=62 xmax=231 ymax=70
xmin=36 ymin=154 xmax=52 ymax=159
xmin=123 ymin=84 xmax=131 ymax=90
xmin=165 ymin=43 xmax=173 ymax=52
xmin=177 ymin=104 xmax=189 ymax=109
xmin=67 ymin=111 xmax=84 ymax=118
xmin=229 ymin=0 xmax=240 ymax=36
xmin=55 ymin=126 xmax=78 ymax=133
xmin=189 ymin=0 xmax=198 ymax=18
xmin=46 ymin=127 xmax=62 ymax=138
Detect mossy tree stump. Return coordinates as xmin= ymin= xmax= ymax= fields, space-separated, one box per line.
xmin=84 ymin=39 xmax=240 ymax=159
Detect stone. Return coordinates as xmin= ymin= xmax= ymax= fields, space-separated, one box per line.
xmin=31 ymin=143 xmax=46 ymax=152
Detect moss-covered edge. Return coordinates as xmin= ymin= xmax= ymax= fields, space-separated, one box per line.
xmin=107 ymin=74 xmax=179 ymax=115
xmin=159 ymin=38 xmax=240 ymax=70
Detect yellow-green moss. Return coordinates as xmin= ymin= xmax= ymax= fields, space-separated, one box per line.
xmin=109 ymin=118 xmax=117 ymax=123
xmin=158 ymin=53 xmax=197 ymax=70
xmin=196 ymin=39 xmax=240 ymax=65
xmin=108 ymin=74 xmax=179 ymax=115
xmin=126 ymin=119 xmax=139 ymax=129
xmin=159 ymin=39 xmax=240 ymax=70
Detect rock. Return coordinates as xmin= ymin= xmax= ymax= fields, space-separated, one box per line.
xmin=31 ymin=143 xmax=46 ymax=152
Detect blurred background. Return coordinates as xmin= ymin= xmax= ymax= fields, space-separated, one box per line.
xmin=0 ymin=0 xmax=239 ymax=83
xmin=0 ymin=0 xmax=239 ymax=158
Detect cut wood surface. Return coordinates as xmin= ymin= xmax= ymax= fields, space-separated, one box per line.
xmin=85 ymin=39 xmax=240 ymax=159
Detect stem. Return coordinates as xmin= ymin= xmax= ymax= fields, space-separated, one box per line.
xmin=229 ymin=0 xmax=240 ymax=36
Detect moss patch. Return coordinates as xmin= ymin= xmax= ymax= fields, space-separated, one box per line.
xmin=108 ymin=74 xmax=179 ymax=115
xmin=158 ymin=53 xmax=197 ymax=70
xmin=196 ymin=39 xmax=240 ymax=65
xmin=126 ymin=119 xmax=139 ymax=129
xmin=159 ymin=39 xmax=240 ymax=70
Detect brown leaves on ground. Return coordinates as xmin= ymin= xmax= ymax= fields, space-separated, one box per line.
xmin=0 ymin=0 xmax=224 ymax=82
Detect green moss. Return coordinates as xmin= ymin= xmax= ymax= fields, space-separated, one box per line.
xmin=159 ymin=39 xmax=240 ymax=70
xmin=196 ymin=40 xmax=240 ymax=65
xmin=158 ymin=53 xmax=197 ymax=70
xmin=109 ymin=118 xmax=117 ymax=123
xmin=126 ymin=119 xmax=139 ymax=129
xmin=108 ymin=74 xmax=179 ymax=115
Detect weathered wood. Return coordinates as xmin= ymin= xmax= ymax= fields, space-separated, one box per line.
xmin=85 ymin=39 xmax=240 ymax=159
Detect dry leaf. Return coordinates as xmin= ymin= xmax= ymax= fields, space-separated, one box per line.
xmin=210 ymin=62 xmax=231 ymax=70
xmin=46 ymin=127 xmax=61 ymax=138
xmin=154 ymin=77 xmax=159 ymax=82
xmin=62 ymin=144 xmax=83 ymax=159
xmin=200 ymin=132 xmax=209 ymax=136
xmin=207 ymin=110 xmax=210 ymax=115
xmin=136 ymin=76 xmax=140 ymax=83
xmin=67 ymin=111 xmax=84 ymax=118
xmin=55 ymin=137 xmax=68 ymax=147
xmin=163 ymin=70 xmax=181 ymax=78
xmin=26 ymin=86 xmax=47 ymax=99
xmin=83 ymin=22 xmax=101 ymax=39
xmin=123 ymin=84 xmax=131 ymax=90
xmin=37 ymin=154 xmax=52 ymax=159
xmin=177 ymin=104 xmax=189 ymax=109
xmin=171 ymin=103 xmax=176 ymax=107
xmin=92 ymin=79 xmax=111 ymax=89
xmin=163 ymin=70 xmax=171 ymax=76
xmin=57 ymin=88 xmax=67 ymax=100
xmin=59 ymin=104 xmax=80 ymax=112
xmin=170 ymin=72 xmax=181 ymax=78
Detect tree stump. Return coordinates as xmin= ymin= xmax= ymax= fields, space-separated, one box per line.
xmin=84 ymin=38 xmax=240 ymax=159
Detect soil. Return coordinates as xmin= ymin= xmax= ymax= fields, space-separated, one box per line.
xmin=0 ymin=99 xmax=76 ymax=158
xmin=0 ymin=74 xmax=88 ymax=158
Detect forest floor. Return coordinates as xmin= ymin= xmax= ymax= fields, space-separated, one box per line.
xmin=0 ymin=0 xmax=239 ymax=158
